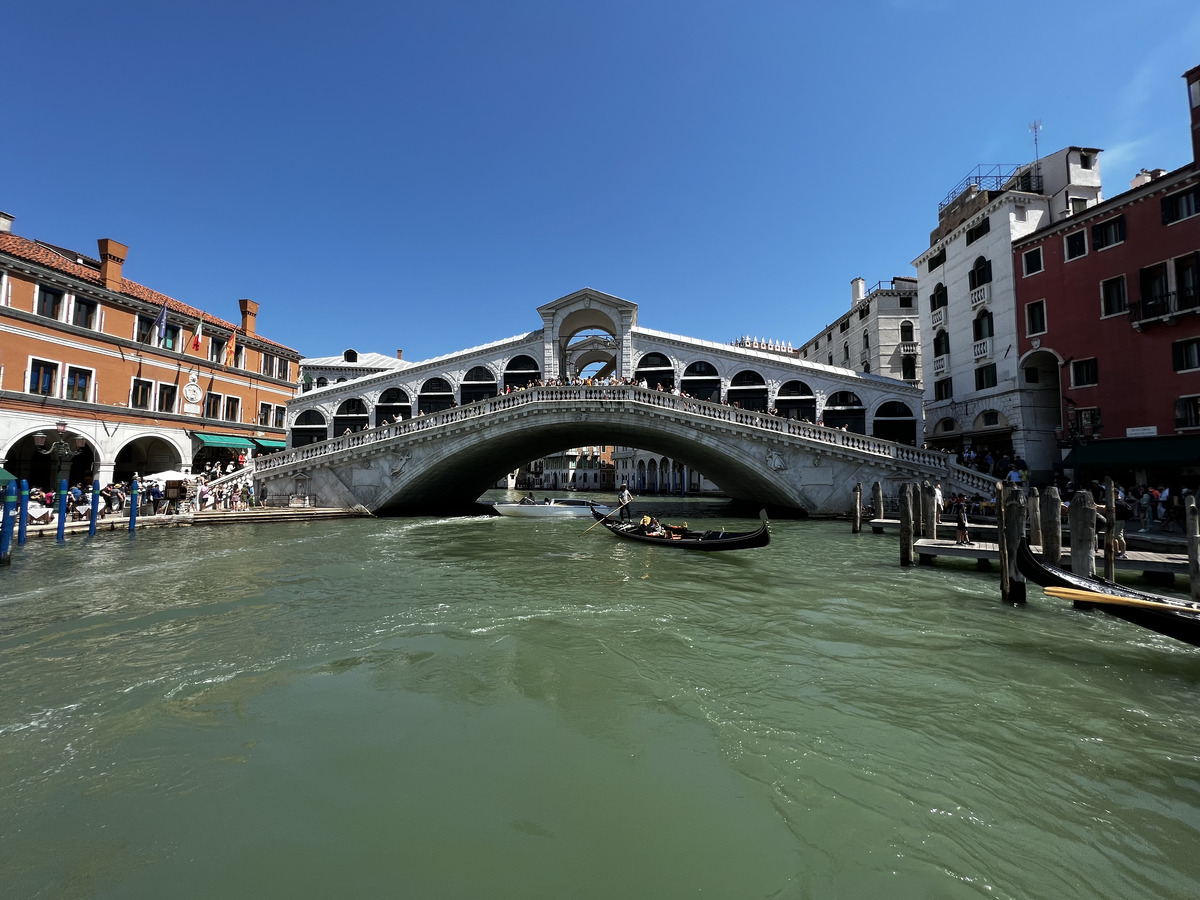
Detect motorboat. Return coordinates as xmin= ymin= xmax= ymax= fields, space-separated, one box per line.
xmin=492 ymin=498 xmax=616 ymax=518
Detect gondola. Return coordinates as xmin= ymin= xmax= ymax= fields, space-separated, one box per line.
xmin=1015 ymin=538 xmax=1200 ymax=647
xmin=589 ymin=507 xmax=770 ymax=551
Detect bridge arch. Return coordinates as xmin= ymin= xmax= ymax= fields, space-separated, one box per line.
xmin=871 ymin=400 xmax=917 ymax=446
xmin=775 ymin=380 xmax=816 ymax=421
xmin=292 ymin=409 xmax=328 ymax=446
xmin=461 ymin=366 xmax=499 ymax=405
xmin=333 ymin=399 xmax=369 ymax=434
xmin=822 ymin=390 xmax=866 ymax=433
xmin=634 ymin=352 xmax=674 ymax=391
xmin=680 ymin=360 xmax=721 ymax=401
xmin=727 ymin=369 xmax=767 ymax=411
xmin=418 ymin=378 xmax=456 ymax=414
xmin=504 ymin=355 xmax=541 ymax=391
xmin=376 ymin=388 xmax=411 ymax=424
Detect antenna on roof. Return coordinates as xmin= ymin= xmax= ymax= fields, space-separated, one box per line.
xmin=1029 ymin=119 xmax=1042 ymax=178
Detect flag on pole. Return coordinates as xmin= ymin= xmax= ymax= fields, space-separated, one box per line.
xmin=223 ymin=331 xmax=237 ymax=367
xmin=191 ymin=317 xmax=203 ymax=352
xmin=153 ymin=300 xmax=168 ymax=342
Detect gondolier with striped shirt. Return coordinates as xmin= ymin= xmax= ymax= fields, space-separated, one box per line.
xmin=618 ymin=484 xmax=634 ymax=520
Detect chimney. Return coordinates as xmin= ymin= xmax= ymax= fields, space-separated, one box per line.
xmin=396 ymin=349 xmax=404 ymax=359
xmin=97 ymin=238 xmax=128 ymax=290
xmin=851 ymin=277 xmax=866 ymax=303
xmin=0 ymin=212 xmax=13 ymax=233
xmin=1131 ymin=169 xmax=1154 ymax=189
xmin=238 ymin=298 xmax=259 ymax=336
xmin=1187 ymin=64 xmax=1200 ymax=164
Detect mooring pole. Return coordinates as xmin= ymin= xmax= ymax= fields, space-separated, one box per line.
xmin=0 ymin=481 xmax=16 ymax=566
xmin=852 ymin=482 xmax=862 ymax=534
xmin=1004 ymin=486 xmax=1028 ymax=605
xmin=17 ymin=479 xmax=29 ymax=546
xmin=872 ymin=481 xmax=884 ymax=523
xmin=997 ymin=483 xmax=1010 ymax=600
xmin=56 ymin=479 xmax=67 ymax=544
xmin=129 ymin=477 xmax=139 ymax=534
xmin=1188 ymin=494 xmax=1199 ymax=602
xmin=89 ymin=478 xmax=100 ymax=538
xmin=1028 ymin=486 xmax=1042 ymax=548
xmin=1041 ymin=487 xmax=1062 ymax=567
xmin=1069 ymin=490 xmax=1097 ymax=581
xmin=899 ymin=482 xmax=914 ymax=567
xmin=921 ymin=481 xmax=936 ymax=540
xmin=1103 ymin=476 xmax=1116 ymax=582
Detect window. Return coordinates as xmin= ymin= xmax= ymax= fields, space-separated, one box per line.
xmin=934 ymin=377 xmax=953 ymax=400
xmin=1070 ymin=197 xmax=1089 ymax=215
xmin=1024 ymin=366 xmax=1040 ymax=384
xmin=1162 ymin=186 xmax=1200 ymax=225
xmin=162 ymin=324 xmax=180 ymax=351
xmin=1080 ymin=153 xmax=1094 ymax=170
xmin=274 ymin=406 xmax=286 ymax=428
xmin=927 ymin=248 xmax=946 ymax=271
xmin=65 ymin=367 xmax=91 ymax=401
xmin=29 ymin=359 xmax=58 ymax=395
xmin=1026 ymin=299 xmax=1047 ymax=335
xmin=973 ymin=310 xmax=994 ymax=340
xmin=224 ymin=396 xmax=240 ymax=422
xmin=899 ymin=295 xmax=913 ymax=308
xmin=967 ymin=257 xmax=992 ymax=289
xmin=965 ymin=216 xmax=990 ymax=245
xmin=1092 ymin=215 xmax=1126 ymax=250
xmin=982 ymin=410 xmax=1000 ymax=427
xmin=209 ymin=337 xmax=226 ymax=364
xmin=259 ymin=402 xmax=272 ymax=426
xmin=278 ymin=360 xmax=290 ymax=382
xmin=1065 ymin=231 xmax=1087 ymax=260
xmin=974 ymin=364 xmax=997 ymax=390
xmin=136 ymin=315 xmax=155 ymax=344
xmin=1140 ymin=263 xmax=1170 ymax=317
xmin=72 ymin=297 xmax=97 ymax=328
xmin=261 ymin=353 xmax=276 ymax=378
xmin=1176 ymin=396 xmax=1200 ymax=429
xmin=900 ymin=321 xmax=914 ymax=342
xmin=862 ymin=333 xmax=870 ymax=351
xmin=1023 ymin=247 xmax=1043 ymax=276
xmin=1178 ymin=253 xmax=1200 ymax=311
xmin=37 ymin=286 xmax=62 ymax=319
xmin=1191 ymin=79 xmax=1200 ymax=109
xmin=158 ymin=384 xmax=177 ymax=413
xmin=1071 ymin=358 xmax=1099 ymax=387
xmin=204 ymin=392 xmax=222 ymax=418
xmin=131 ymin=379 xmax=152 ymax=409
xmin=1101 ymin=276 xmax=1127 ymax=317
xmin=842 ymin=342 xmax=849 ymax=362
xmin=1172 ymin=338 xmax=1200 ymax=372
xmin=929 ymin=283 xmax=948 ymax=310
xmin=933 ymin=329 xmax=950 ymax=357
xmin=839 ymin=321 xmax=849 ymax=333
xmin=858 ymin=303 xmax=869 ymax=320
xmin=902 ymin=357 xmax=916 ymax=380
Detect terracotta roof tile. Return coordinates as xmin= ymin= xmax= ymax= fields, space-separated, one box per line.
xmin=0 ymin=232 xmax=298 ymax=354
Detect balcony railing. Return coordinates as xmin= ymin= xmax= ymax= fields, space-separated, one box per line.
xmin=969 ymin=283 xmax=991 ymax=307
xmin=932 ymin=354 xmax=948 ymax=376
xmin=931 ymin=308 xmax=946 ymax=329
xmin=973 ymin=337 xmax=993 ymax=360
xmin=1130 ymin=288 xmax=1200 ymax=327
xmin=899 ymin=341 xmax=919 ymax=356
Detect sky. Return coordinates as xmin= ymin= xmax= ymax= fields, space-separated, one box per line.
xmin=5 ymin=1 xmax=1200 ymax=362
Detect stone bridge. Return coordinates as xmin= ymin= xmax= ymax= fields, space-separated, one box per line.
xmin=256 ymin=385 xmax=995 ymax=515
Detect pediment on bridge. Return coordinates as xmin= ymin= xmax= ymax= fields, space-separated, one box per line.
xmin=538 ymin=288 xmax=638 ymax=330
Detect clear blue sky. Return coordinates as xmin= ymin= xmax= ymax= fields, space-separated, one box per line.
xmin=5 ymin=1 xmax=1199 ymax=360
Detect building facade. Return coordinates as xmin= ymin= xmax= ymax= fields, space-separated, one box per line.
xmin=0 ymin=214 xmax=302 ymax=490
xmin=912 ymin=149 xmax=1104 ymax=478
xmin=1012 ymin=64 xmax=1200 ymax=487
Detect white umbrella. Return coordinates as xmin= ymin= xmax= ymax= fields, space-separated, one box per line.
xmin=143 ymin=469 xmax=197 ymax=482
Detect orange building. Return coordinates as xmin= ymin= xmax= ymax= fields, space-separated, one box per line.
xmin=0 ymin=212 xmax=301 ymax=491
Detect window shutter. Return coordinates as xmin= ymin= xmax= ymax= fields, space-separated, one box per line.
xmin=1091 ymin=223 xmax=1102 ymax=245
xmin=1163 ymin=196 xmax=1174 ymax=225
xmin=1174 ymin=341 xmax=1187 ymax=371
xmin=1117 ymin=216 xmax=1127 ymax=243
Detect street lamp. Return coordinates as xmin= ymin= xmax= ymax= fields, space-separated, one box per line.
xmin=33 ymin=421 xmax=86 ymax=487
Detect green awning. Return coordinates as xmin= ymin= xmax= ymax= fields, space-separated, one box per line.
xmin=253 ymin=438 xmax=287 ymax=450
xmin=193 ymin=432 xmax=255 ymax=449
xmin=0 ymin=466 xmax=15 ymax=487
xmin=1063 ymin=436 xmax=1200 ymax=468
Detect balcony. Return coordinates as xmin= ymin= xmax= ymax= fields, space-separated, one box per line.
xmin=973 ymin=337 xmax=992 ymax=360
xmin=932 ymin=354 xmax=948 ymax=376
xmin=899 ymin=341 xmax=919 ymax=356
xmin=931 ymin=308 xmax=946 ymax=329
xmin=969 ymin=283 xmax=991 ymax=307
xmin=1130 ymin=288 xmax=1200 ymax=329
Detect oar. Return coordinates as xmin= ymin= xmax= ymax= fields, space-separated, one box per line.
xmin=582 ymin=501 xmax=626 ymax=535
xmin=1042 ymin=586 xmax=1200 ymax=615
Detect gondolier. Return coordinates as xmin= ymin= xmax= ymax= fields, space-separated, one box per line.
xmin=617 ymin=484 xmax=633 ymax=520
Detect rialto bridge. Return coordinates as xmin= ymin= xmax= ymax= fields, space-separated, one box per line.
xmin=263 ymin=289 xmax=994 ymax=514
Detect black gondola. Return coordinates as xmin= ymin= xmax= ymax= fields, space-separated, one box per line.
xmin=589 ymin=507 xmax=770 ymax=551
xmin=1015 ymin=538 xmax=1200 ymax=647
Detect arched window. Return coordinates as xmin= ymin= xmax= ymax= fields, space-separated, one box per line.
xmin=377 ymin=387 xmax=411 ymax=423
xmin=823 ymin=391 xmax=866 ymax=433
xmin=726 ymin=369 xmax=767 ymax=410
xmin=634 ymin=352 xmax=674 ymax=391
xmin=862 ymin=332 xmax=870 ymax=351
xmin=842 ymin=341 xmax=850 ymax=362
xmin=872 ymin=400 xmax=917 ymax=445
xmin=418 ymin=377 xmax=455 ymax=414
xmin=290 ymin=409 xmax=328 ymax=447
xmin=333 ymin=398 xmax=369 ymax=434
xmin=461 ymin=365 xmax=498 ymax=404
xmin=680 ymin=360 xmax=721 ymax=401
xmin=929 ymin=283 xmax=948 ymax=311
xmin=973 ymin=310 xmax=994 ymax=340
xmin=933 ymin=329 xmax=950 ymax=357
xmin=775 ymin=379 xmax=816 ymax=420
xmin=504 ymin=355 xmax=541 ymax=391
xmin=900 ymin=320 xmax=914 ymax=342
xmin=315 ymin=376 xmax=328 ymax=388
xmin=343 ymin=349 xmax=358 ymax=363
xmin=968 ymin=257 xmax=993 ymax=290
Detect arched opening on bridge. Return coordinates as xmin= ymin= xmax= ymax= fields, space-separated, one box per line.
xmin=775 ymin=380 xmax=816 ymax=420
xmin=333 ymin=398 xmax=370 ymax=434
xmin=928 ymin=416 xmax=963 ymax=455
xmin=377 ymin=388 xmax=411 ymax=424
xmin=504 ymin=355 xmax=541 ymax=392
xmin=291 ymin=409 xmax=328 ymax=447
xmin=316 ymin=377 xmax=328 ymax=388
xmin=566 ymin=331 xmax=618 ymax=380
xmin=646 ymin=458 xmax=659 ymax=493
xmin=6 ymin=431 xmax=98 ymax=491
xmin=727 ymin=369 xmax=767 ymax=411
xmin=872 ymin=400 xmax=917 ymax=445
xmin=823 ymin=390 xmax=866 ymax=433
xmin=680 ymin=361 xmax=721 ymax=401
xmin=634 ymin=352 xmax=674 ymax=391
xmin=418 ymin=378 xmax=456 ymax=414
xmin=461 ymin=366 xmax=498 ymax=405
xmin=636 ymin=458 xmax=647 ymax=492
xmin=114 ymin=436 xmax=175 ymax=483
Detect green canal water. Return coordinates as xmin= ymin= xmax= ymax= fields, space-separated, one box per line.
xmin=3 ymin=492 xmax=1200 ymax=899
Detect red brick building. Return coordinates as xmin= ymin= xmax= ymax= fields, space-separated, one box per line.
xmin=1012 ymin=64 xmax=1200 ymax=487
xmin=0 ymin=215 xmax=302 ymax=490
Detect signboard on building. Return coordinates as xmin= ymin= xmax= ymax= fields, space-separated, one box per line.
xmin=1125 ymin=426 xmax=1158 ymax=437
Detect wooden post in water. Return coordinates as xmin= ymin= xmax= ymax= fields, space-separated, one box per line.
xmin=899 ymin=482 xmax=914 ymax=567
xmin=1041 ymin=487 xmax=1062 ymax=567
xmin=1069 ymin=490 xmax=1097 ymax=580
xmin=1004 ymin=486 xmax=1028 ymax=605
xmin=852 ymin=482 xmax=862 ymax=533
xmin=1029 ymin=486 xmax=1042 ymax=548
xmin=872 ymin=481 xmax=884 ymax=522
xmin=912 ymin=482 xmax=923 ymax=539
xmin=921 ymin=481 xmax=936 ymax=540
xmin=996 ymin=483 xmax=1010 ymax=599
xmin=1188 ymin=494 xmax=1200 ymax=601
xmin=1102 ymin=476 xmax=1116 ymax=582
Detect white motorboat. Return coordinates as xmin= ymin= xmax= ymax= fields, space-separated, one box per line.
xmin=492 ymin=498 xmax=616 ymax=518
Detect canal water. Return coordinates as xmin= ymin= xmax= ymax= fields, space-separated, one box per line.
xmin=2 ymin=492 xmax=1199 ymax=899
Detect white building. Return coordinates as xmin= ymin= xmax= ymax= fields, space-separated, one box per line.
xmin=911 ymin=150 xmax=1103 ymax=476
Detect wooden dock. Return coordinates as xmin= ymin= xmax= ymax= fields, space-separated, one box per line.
xmin=912 ymin=537 xmax=1188 ymax=576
